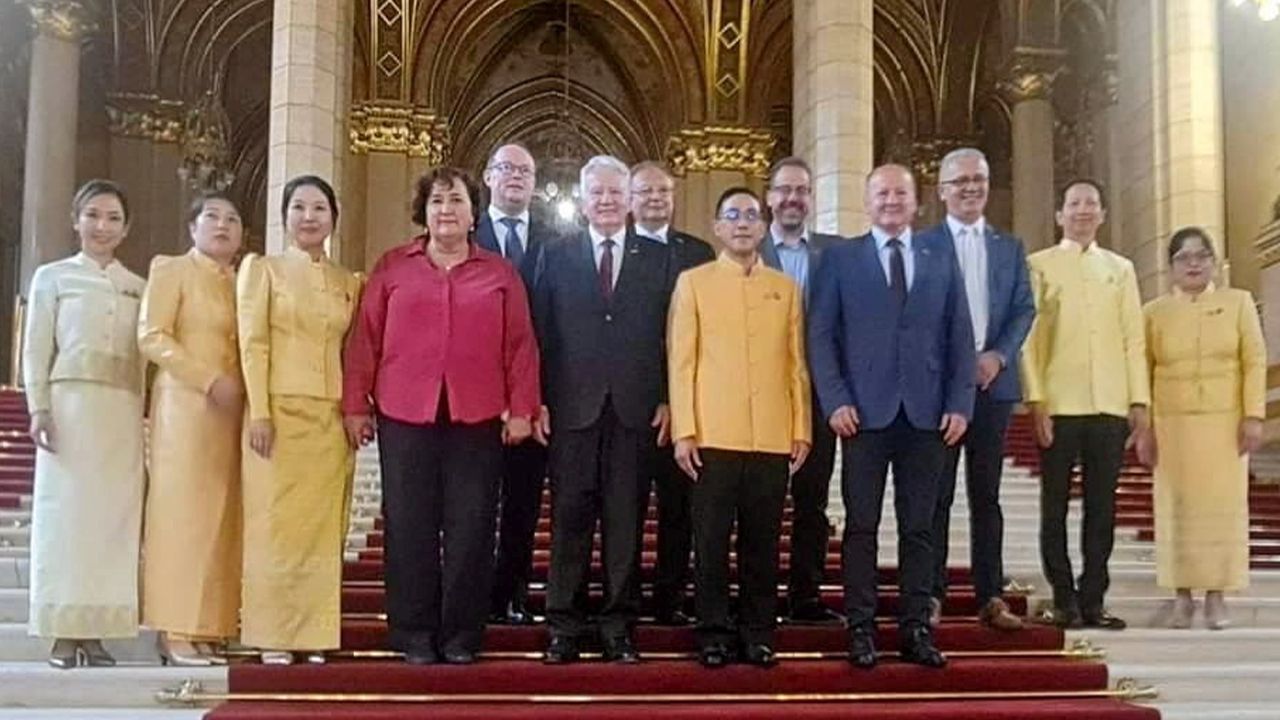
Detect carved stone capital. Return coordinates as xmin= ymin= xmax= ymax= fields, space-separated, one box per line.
xmin=22 ymin=0 xmax=96 ymax=42
xmin=106 ymin=95 xmax=185 ymax=144
xmin=349 ymin=104 xmax=450 ymax=163
xmin=889 ymin=136 xmax=978 ymax=186
xmin=665 ymin=126 xmax=777 ymax=178
xmin=999 ymin=48 xmax=1065 ymax=104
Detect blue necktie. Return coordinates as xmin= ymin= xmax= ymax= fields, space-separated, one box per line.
xmin=500 ymin=217 xmax=525 ymax=266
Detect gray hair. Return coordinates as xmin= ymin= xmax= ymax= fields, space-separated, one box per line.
xmin=938 ymin=147 xmax=989 ymax=178
xmin=580 ymin=155 xmax=631 ymax=191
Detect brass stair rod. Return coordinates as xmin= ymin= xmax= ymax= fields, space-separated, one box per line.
xmin=6 ymin=294 xmax=24 ymax=390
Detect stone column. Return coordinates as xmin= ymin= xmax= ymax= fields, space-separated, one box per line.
xmin=791 ymin=0 xmax=873 ymax=235
xmin=1001 ymin=54 xmax=1061 ymax=252
xmin=17 ymin=0 xmax=94 ymax=294
xmin=266 ymin=0 xmax=354 ymax=254
xmin=1115 ymin=0 xmax=1226 ymax=297
xmin=666 ymin=126 xmax=775 ymax=243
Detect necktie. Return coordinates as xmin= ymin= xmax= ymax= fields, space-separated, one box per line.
xmin=599 ymin=238 xmax=616 ymax=300
xmin=888 ymin=238 xmax=907 ymax=308
xmin=500 ymin=217 xmax=524 ymax=266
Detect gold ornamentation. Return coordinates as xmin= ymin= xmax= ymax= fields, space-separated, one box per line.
xmin=105 ymin=95 xmax=185 ymax=144
xmin=21 ymin=0 xmax=96 ymax=42
xmin=665 ymin=126 xmax=776 ymax=178
xmin=349 ymin=104 xmax=450 ymax=163
xmin=999 ymin=49 xmax=1065 ymax=103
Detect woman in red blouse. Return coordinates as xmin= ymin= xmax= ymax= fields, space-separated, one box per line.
xmin=342 ymin=167 xmax=541 ymax=665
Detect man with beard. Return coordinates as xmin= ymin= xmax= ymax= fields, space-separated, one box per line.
xmin=628 ymin=160 xmax=714 ymax=625
xmin=919 ymin=148 xmax=1035 ymax=631
xmin=478 ymin=143 xmax=555 ymax=626
xmin=759 ymin=157 xmax=847 ymax=624
xmin=534 ymin=156 xmax=674 ymax=663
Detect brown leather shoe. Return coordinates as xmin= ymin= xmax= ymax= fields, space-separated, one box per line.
xmin=979 ymin=598 xmax=1024 ymax=631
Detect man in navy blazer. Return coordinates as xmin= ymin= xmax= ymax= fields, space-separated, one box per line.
xmin=808 ymin=164 xmax=975 ymax=669
xmin=477 ymin=143 xmax=555 ymax=626
xmin=919 ymin=148 xmax=1035 ymax=632
xmin=758 ymin=157 xmax=848 ymax=624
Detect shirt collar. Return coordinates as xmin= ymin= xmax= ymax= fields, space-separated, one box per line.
xmin=286 ymin=244 xmax=329 ymax=264
xmin=1058 ymin=237 xmax=1100 ymax=254
xmin=770 ymin=223 xmax=808 ymax=248
xmin=589 ymin=225 xmax=624 ymax=249
xmin=946 ymin=215 xmax=986 ymax=240
xmin=716 ymin=251 xmax=759 ymax=276
xmin=488 ymin=205 xmax=530 ymax=227
xmin=635 ymin=224 xmax=670 ymax=244
xmin=188 ymin=247 xmax=233 ymax=275
xmin=871 ymin=225 xmax=913 ymax=252
xmin=73 ymin=251 xmax=120 ymax=274
xmin=1173 ymin=281 xmax=1217 ymax=300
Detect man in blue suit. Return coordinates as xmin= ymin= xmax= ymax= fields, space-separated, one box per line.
xmin=809 ymin=163 xmax=975 ymax=669
xmin=919 ymin=148 xmax=1035 ymax=632
xmin=477 ymin=143 xmax=554 ymax=626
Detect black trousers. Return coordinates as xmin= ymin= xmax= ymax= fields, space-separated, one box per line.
xmin=378 ymin=413 xmax=503 ymax=655
xmin=691 ymin=449 xmax=789 ymax=648
xmin=932 ymin=390 xmax=1014 ymax=606
xmin=1038 ymin=414 xmax=1128 ymax=614
xmin=490 ymin=439 xmax=548 ymax=613
xmin=545 ymin=401 xmax=651 ymax=640
xmin=841 ymin=409 xmax=945 ymax=631
xmin=652 ymin=450 xmax=692 ymax=616
xmin=788 ymin=398 xmax=837 ymax=605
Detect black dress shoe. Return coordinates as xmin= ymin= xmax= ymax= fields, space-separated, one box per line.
xmin=1082 ymin=610 xmax=1127 ymax=630
xmin=404 ymin=646 xmax=439 ymax=665
xmin=442 ymin=649 xmax=477 ymax=665
xmin=602 ymin=636 xmax=640 ymax=664
xmin=654 ymin=609 xmax=694 ymax=626
xmin=543 ymin=635 xmax=580 ymax=664
xmin=742 ymin=643 xmax=777 ymax=667
xmin=899 ymin=626 xmax=947 ymax=668
xmin=788 ymin=601 xmax=845 ymax=624
xmin=491 ymin=600 xmax=535 ymax=625
xmin=699 ymin=643 xmax=735 ymax=668
xmin=847 ymin=627 xmax=877 ymax=669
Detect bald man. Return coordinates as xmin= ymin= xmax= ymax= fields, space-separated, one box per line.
xmin=808 ymin=164 xmax=975 ymax=669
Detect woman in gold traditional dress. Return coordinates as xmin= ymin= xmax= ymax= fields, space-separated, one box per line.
xmin=1138 ymin=226 xmax=1265 ymax=629
xmin=137 ymin=192 xmax=245 ymax=665
xmin=237 ymin=175 xmax=361 ymax=664
xmin=23 ymin=180 xmax=147 ymax=668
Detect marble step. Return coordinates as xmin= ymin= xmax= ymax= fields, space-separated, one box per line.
xmin=1048 ymin=596 xmax=1280 ymax=629
xmin=1072 ymin=627 xmax=1280 ymax=663
xmin=0 ymin=625 xmax=164 ymax=664
xmin=0 ymin=662 xmax=225 ymax=708
xmin=1109 ymin=661 xmax=1280 ymax=703
xmin=0 ymin=712 xmax=204 ymax=719
xmin=1157 ymin=702 xmax=1280 ymax=719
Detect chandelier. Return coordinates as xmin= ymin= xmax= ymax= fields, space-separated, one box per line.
xmin=177 ymin=90 xmax=235 ymax=192
xmin=1231 ymin=0 xmax=1280 ymax=21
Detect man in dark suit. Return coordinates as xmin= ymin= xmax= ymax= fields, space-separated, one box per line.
xmin=534 ymin=155 xmax=674 ymax=664
xmin=478 ymin=143 xmax=555 ymax=626
xmin=627 ymin=160 xmax=714 ymax=625
xmin=919 ymin=148 xmax=1035 ymax=631
xmin=809 ymin=163 xmax=975 ymax=669
xmin=758 ymin=156 xmax=847 ymax=624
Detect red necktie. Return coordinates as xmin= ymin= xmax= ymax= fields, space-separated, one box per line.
xmin=599 ymin=238 xmax=615 ymax=300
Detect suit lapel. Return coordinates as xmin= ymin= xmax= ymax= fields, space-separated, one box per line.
xmin=760 ymin=232 xmax=782 ymax=271
xmin=904 ymin=237 xmax=931 ymax=313
xmin=612 ymin=234 xmax=648 ymax=303
xmin=476 ymin=215 xmax=500 ymax=255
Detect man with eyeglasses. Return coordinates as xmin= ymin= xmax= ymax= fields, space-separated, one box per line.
xmin=757 ymin=156 xmax=849 ymax=625
xmin=918 ymin=148 xmax=1035 ymax=632
xmin=627 ymin=161 xmax=715 ymax=626
xmin=669 ymin=187 xmax=810 ymax=667
xmin=1020 ymin=179 xmax=1149 ymax=631
xmin=478 ymin=143 xmax=556 ymax=626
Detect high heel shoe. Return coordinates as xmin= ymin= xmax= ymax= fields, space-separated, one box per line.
xmin=47 ymin=640 xmax=80 ymax=670
xmin=157 ymin=635 xmax=214 ymax=667
xmin=80 ymin=640 xmax=116 ymax=667
xmin=1170 ymin=590 xmax=1194 ymax=629
xmin=260 ymin=651 xmax=296 ymax=665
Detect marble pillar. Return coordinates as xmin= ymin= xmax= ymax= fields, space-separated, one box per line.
xmin=17 ymin=0 xmax=94 ymax=294
xmin=266 ymin=0 xmax=353 ymax=255
xmin=1002 ymin=60 xmax=1060 ymax=252
xmin=791 ymin=0 xmax=873 ymax=235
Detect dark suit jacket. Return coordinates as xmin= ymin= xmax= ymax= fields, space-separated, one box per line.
xmin=631 ymin=226 xmax=716 ymax=288
xmin=532 ymin=231 xmax=673 ymax=431
xmin=916 ymin=222 xmax=1036 ymax=403
xmin=808 ymin=230 xmax=976 ymax=431
xmin=475 ymin=212 xmax=553 ymax=293
xmin=759 ymin=230 xmax=847 ymax=303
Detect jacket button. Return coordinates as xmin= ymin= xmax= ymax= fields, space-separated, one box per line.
xmin=605 ymin=314 xmax=613 ymax=322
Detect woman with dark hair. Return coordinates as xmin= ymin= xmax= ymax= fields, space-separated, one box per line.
xmin=23 ymin=179 xmax=146 ymax=668
xmin=343 ymin=167 xmax=540 ymax=664
xmin=237 ymin=175 xmax=362 ymax=663
xmin=138 ymin=191 xmax=245 ymax=665
xmin=1138 ymin=226 xmax=1265 ymax=629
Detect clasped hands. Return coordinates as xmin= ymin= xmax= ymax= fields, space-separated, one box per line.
xmin=828 ymin=405 xmax=968 ymax=446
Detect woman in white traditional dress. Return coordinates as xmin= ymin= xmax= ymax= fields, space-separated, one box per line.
xmin=22 ymin=180 xmax=147 ymax=668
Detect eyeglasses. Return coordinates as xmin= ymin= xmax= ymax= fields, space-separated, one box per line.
xmin=940 ymin=175 xmax=989 ymax=188
xmin=770 ymin=184 xmax=811 ymax=198
xmin=719 ymin=209 xmax=762 ymax=223
xmin=489 ymin=162 xmax=535 ymax=178
xmin=1172 ymin=250 xmax=1215 ymax=265
xmin=633 ymin=186 xmax=673 ymax=198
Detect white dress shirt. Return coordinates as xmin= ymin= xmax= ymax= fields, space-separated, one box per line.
xmin=871 ymin=225 xmax=915 ymax=291
xmin=487 ymin=205 xmax=530 ymax=256
xmin=947 ymin=215 xmax=990 ymax=352
xmin=635 ymin=224 xmax=669 ymax=245
xmin=589 ymin=225 xmax=625 ymax=289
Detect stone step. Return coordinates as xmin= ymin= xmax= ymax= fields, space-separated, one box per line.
xmin=1109 ymin=661 xmax=1280 ymax=703
xmin=0 ymin=711 xmax=205 ymax=719
xmin=1157 ymin=702 xmax=1280 ymax=720
xmin=0 ymin=625 xmax=164 ymax=664
xmin=1072 ymin=627 xmax=1280 ymax=663
xmin=1053 ymin=596 xmax=1280 ymax=629
xmin=0 ymin=661 xmax=225 ymax=708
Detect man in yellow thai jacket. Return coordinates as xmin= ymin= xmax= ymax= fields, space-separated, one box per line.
xmin=668 ymin=186 xmax=812 ymax=668
xmin=1019 ymin=179 xmax=1150 ymax=631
